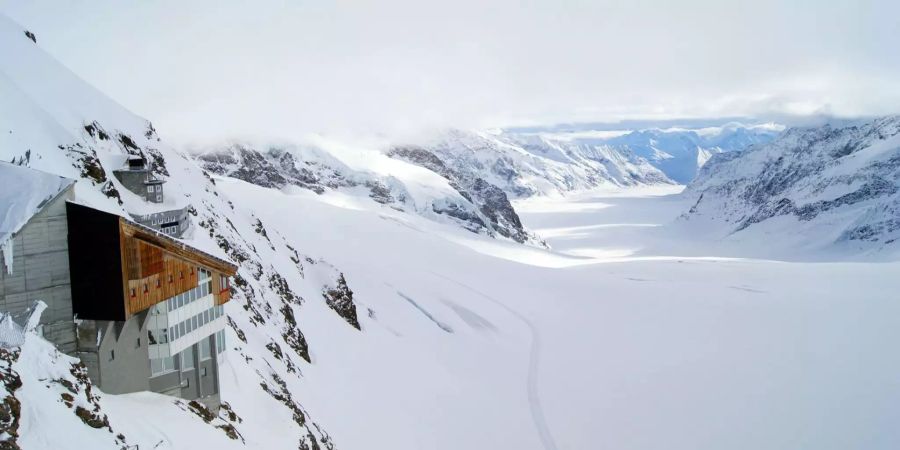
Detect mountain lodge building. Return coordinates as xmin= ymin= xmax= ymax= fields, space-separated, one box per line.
xmin=0 ymin=163 xmax=237 ymax=410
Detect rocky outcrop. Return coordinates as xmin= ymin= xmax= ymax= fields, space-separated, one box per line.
xmin=389 ymin=146 xmax=531 ymax=243
xmin=322 ymin=273 xmax=360 ymax=330
xmin=197 ymin=144 xmax=339 ymax=193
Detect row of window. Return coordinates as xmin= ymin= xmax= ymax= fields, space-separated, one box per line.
xmin=145 ymin=184 xmax=163 ymax=193
xmin=149 ymin=304 xmax=224 ymax=345
xmin=169 ymin=305 xmax=224 ymax=341
xmin=163 ymin=280 xmax=213 ymax=312
xmin=133 ymin=267 xmax=211 ymax=298
xmin=149 ymin=333 xmax=225 ymax=376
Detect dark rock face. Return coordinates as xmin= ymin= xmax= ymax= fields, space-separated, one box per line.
xmin=197 ymin=145 xmax=334 ymax=193
xmin=389 ymin=146 xmax=532 ymax=244
xmin=685 ymin=116 xmax=900 ymax=249
xmin=322 ymin=274 xmax=360 ymax=330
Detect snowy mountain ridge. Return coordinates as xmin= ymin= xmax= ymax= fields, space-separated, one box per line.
xmin=682 ymin=115 xmax=900 ymax=256
xmin=195 ymin=141 xmax=543 ymax=245
xmin=415 ymin=129 xmax=673 ymax=197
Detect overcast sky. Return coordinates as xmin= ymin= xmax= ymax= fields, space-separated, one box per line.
xmin=2 ymin=0 xmax=898 ymax=143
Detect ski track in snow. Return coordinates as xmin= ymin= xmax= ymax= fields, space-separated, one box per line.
xmin=428 ymin=271 xmax=559 ymax=450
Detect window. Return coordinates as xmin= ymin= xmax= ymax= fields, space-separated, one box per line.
xmin=146 ymin=186 xmax=153 ymax=193
xmin=130 ymin=288 xmax=136 ymax=297
xmin=135 ymin=337 xmax=141 ymax=348
xmin=110 ymin=350 xmax=115 ymax=361
xmin=200 ymin=337 xmax=211 ymax=360
xmin=180 ymin=270 xmax=184 ymax=280
xmin=143 ymin=283 xmax=148 ymax=293
xmin=179 ymin=322 xmax=186 ymax=336
xmin=168 ymin=274 xmax=174 ymax=283
xmin=156 ymin=194 xmax=162 ymax=202
xmin=181 ymin=346 xmax=195 ymax=370
xmin=156 ymin=185 xmax=161 ymax=192
xmin=192 ymin=316 xmax=198 ymax=330
xmin=150 ymin=356 xmax=175 ymax=376
xmin=216 ymin=329 xmax=226 ymax=355
xmin=156 ymin=279 xmax=161 ymax=288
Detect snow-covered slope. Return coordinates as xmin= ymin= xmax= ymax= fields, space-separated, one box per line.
xmin=0 ymin=14 xmax=353 ymax=448
xmin=682 ymin=116 xmax=900 ymax=256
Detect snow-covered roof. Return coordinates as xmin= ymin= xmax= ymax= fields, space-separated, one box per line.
xmin=0 ymin=162 xmax=74 ymax=243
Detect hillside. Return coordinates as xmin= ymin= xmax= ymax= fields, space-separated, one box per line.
xmin=0 ymin=14 xmax=358 ymax=448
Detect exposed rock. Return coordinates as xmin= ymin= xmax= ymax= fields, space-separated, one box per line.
xmin=322 ymin=274 xmax=360 ymax=330
xmin=389 ymin=146 xmax=534 ymax=244
xmin=0 ymin=348 xmax=22 ymax=449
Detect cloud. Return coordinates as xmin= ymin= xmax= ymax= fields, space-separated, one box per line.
xmin=2 ymin=0 xmax=898 ymax=142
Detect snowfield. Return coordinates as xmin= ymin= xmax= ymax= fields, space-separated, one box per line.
xmin=212 ymin=179 xmax=900 ymax=450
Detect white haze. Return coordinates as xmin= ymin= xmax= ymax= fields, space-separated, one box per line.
xmin=1 ymin=0 xmax=899 ymax=143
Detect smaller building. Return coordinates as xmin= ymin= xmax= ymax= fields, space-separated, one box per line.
xmin=112 ymin=156 xmax=191 ymax=238
xmin=131 ymin=207 xmax=191 ymax=237
xmin=113 ymin=156 xmax=165 ymax=204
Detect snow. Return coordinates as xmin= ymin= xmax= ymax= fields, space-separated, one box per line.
xmin=211 ymin=175 xmax=900 ymax=450
xmin=0 ymin=163 xmax=72 ymax=273
xmin=1 ymin=10 xmax=899 ymax=450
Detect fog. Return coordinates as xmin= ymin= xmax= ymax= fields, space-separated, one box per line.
xmin=2 ymin=0 xmax=898 ymax=142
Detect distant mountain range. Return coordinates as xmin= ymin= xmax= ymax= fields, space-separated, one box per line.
xmin=504 ymin=121 xmax=782 ymax=184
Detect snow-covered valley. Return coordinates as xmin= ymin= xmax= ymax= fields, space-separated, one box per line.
xmin=213 ymin=179 xmax=900 ymax=450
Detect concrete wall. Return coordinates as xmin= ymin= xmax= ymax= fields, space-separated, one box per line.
xmin=0 ymin=190 xmax=76 ymax=353
xmin=97 ymin=313 xmax=153 ymax=394
xmin=76 ymin=314 xmax=153 ymax=395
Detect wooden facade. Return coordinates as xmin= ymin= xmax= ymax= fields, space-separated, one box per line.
xmin=120 ymin=220 xmax=236 ymax=316
xmin=67 ymin=202 xmax=237 ymax=321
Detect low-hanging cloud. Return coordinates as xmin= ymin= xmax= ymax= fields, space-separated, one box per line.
xmin=2 ymin=0 xmax=898 ymax=143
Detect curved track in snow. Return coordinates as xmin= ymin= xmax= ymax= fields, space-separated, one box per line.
xmin=429 ymin=271 xmax=559 ymax=450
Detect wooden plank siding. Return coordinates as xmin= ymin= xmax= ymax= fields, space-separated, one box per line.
xmin=119 ymin=219 xmax=236 ymax=317
xmin=212 ymin=273 xmax=232 ymax=305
